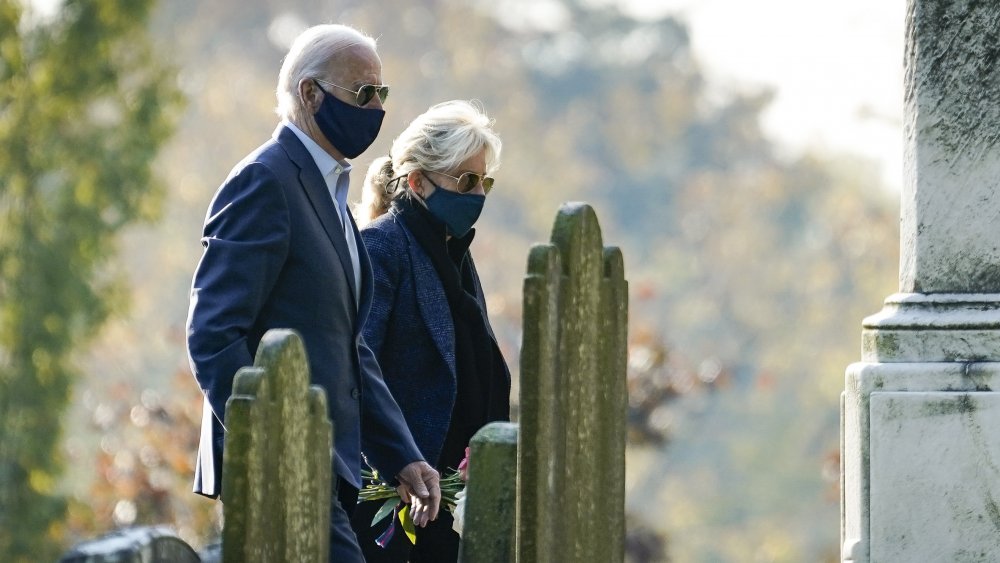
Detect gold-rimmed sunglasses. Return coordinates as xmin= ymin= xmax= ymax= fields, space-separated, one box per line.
xmin=433 ymin=171 xmax=495 ymax=194
xmin=314 ymin=78 xmax=389 ymax=107
xmin=386 ymin=171 xmax=495 ymax=195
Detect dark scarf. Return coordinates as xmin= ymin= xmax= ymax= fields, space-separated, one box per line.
xmin=393 ymin=193 xmax=510 ymax=470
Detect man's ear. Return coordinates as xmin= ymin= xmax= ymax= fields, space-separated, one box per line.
xmin=298 ymin=78 xmax=322 ymax=113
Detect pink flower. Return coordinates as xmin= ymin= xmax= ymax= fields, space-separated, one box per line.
xmin=458 ymin=446 xmax=471 ymax=481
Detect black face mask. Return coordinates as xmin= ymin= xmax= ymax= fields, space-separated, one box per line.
xmin=312 ymin=80 xmax=385 ymax=159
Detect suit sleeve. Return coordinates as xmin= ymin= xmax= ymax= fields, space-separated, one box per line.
xmin=357 ymin=340 xmax=423 ymax=483
xmin=186 ymin=162 xmax=290 ymax=425
xmin=356 ymin=223 xmax=423 ymax=481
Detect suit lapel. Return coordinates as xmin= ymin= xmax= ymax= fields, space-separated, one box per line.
xmin=276 ymin=126 xmax=359 ymax=307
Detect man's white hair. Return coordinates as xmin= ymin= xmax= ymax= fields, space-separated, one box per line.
xmin=275 ymin=24 xmax=377 ymax=122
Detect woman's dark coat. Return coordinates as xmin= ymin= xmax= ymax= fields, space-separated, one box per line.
xmin=360 ymin=206 xmax=510 ymax=467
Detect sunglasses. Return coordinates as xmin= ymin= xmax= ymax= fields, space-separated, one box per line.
xmin=434 ymin=171 xmax=495 ymax=194
xmin=314 ymin=79 xmax=389 ymax=107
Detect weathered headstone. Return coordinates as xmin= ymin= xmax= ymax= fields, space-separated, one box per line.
xmin=461 ymin=202 xmax=628 ymax=563
xmin=517 ymin=242 xmax=562 ymax=563
xmin=841 ymin=1 xmax=1000 ymax=561
xmin=58 ymin=526 xmax=200 ymax=563
xmin=458 ymin=423 xmax=518 ymax=563
xmin=221 ymin=329 xmax=333 ymax=563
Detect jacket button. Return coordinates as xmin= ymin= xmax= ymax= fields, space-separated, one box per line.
xmin=351 ymin=388 xmax=361 ymax=399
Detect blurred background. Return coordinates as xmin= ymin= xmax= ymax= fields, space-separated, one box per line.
xmin=0 ymin=0 xmax=905 ymax=560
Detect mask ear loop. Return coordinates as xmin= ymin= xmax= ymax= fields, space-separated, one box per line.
xmin=385 ymin=174 xmax=408 ymax=195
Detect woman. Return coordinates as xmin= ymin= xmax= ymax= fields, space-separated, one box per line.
xmin=350 ymin=100 xmax=511 ymax=562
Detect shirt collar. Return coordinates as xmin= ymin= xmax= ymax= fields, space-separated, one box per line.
xmin=282 ymin=120 xmax=351 ymax=179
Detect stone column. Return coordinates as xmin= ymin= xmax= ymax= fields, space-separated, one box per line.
xmin=841 ymin=1 xmax=1000 ymax=561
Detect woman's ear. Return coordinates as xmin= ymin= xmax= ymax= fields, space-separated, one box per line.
xmin=407 ymin=171 xmax=423 ymax=196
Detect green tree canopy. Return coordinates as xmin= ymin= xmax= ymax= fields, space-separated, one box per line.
xmin=0 ymin=0 xmax=182 ymax=558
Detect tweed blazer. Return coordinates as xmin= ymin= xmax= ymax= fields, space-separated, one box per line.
xmin=360 ymin=206 xmax=509 ymax=467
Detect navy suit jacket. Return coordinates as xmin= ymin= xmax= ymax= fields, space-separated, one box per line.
xmin=186 ymin=124 xmax=422 ymax=498
xmin=360 ymin=207 xmax=510 ymax=467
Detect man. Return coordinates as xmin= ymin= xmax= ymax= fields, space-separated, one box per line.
xmin=186 ymin=24 xmax=440 ymax=560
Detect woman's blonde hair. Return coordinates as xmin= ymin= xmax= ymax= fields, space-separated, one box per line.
xmin=355 ymin=100 xmax=502 ymax=226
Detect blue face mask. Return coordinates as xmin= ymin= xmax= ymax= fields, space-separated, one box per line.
xmin=313 ymin=80 xmax=384 ymax=159
xmin=422 ymin=176 xmax=486 ymax=238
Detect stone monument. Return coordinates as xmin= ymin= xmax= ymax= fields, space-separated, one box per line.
xmin=841 ymin=1 xmax=1000 ymax=561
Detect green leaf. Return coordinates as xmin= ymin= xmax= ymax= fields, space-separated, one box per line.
xmin=371 ymin=497 xmax=399 ymax=527
xmin=399 ymin=504 xmax=417 ymax=545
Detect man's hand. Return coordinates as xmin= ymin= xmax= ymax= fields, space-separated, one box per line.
xmin=395 ymin=461 xmax=441 ymax=527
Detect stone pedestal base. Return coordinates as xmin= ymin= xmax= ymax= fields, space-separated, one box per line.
xmin=842 ymin=293 xmax=1000 ymax=562
xmin=861 ymin=293 xmax=1000 ymax=363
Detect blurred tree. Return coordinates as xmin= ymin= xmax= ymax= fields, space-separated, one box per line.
xmin=626 ymin=323 xmax=729 ymax=446
xmin=0 ymin=0 xmax=182 ymax=559
xmin=625 ymin=512 xmax=669 ymax=563
xmin=64 ymin=370 xmax=220 ymax=550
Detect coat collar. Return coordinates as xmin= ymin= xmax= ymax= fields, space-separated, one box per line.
xmin=389 ymin=207 xmax=457 ymax=376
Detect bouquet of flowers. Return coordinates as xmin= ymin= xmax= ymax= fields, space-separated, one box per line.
xmin=358 ymin=447 xmax=471 ymax=546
